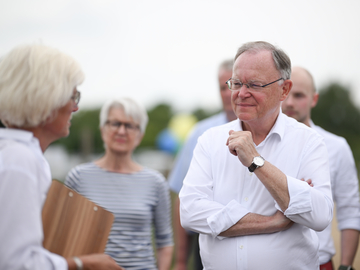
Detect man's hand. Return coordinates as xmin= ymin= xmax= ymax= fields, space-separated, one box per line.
xmin=301 ymin=178 xmax=314 ymax=187
xmin=226 ymin=130 xmax=259 ymax=167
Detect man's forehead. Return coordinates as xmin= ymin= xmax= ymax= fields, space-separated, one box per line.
xmin=233 ymin=50 xmax=276 ymax=77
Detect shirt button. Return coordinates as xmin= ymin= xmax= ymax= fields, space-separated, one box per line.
xmin=239 ymin=245 xmax=243 ymax=249
xmin=245 ymin=197 xmax=248 ymax=201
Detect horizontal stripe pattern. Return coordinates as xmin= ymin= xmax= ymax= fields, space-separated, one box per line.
xmin=65 ymin=162 xmax=173 ymax=270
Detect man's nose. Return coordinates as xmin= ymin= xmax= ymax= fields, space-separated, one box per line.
xmin=237 ymin=84 xmax=251 ymax=98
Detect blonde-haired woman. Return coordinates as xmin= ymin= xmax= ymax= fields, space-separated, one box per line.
xmin=0 ymin=44 xmax=123 ymax=270
xmin=65 ymin=97 xmax=174 ymax=270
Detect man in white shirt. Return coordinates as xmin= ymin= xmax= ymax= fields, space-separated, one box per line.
xmin=282 ymin=66 xmax=360 ymax=270
xmin=179 ymin=41 xmax=334 ymax=269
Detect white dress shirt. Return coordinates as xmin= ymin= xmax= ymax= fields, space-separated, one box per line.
xmin=168 ymin=112 xmax=228 ymax=193
xmin=179 ymin=112 xmax=333 ymax=270
xmin=311 ymin=121 xmax=360 ymax=264
xmin=0 ymin=128 xmax=67 ymax=270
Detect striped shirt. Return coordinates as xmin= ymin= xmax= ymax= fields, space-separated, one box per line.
xmin=65 ymin=162 xmax=173 ymax=270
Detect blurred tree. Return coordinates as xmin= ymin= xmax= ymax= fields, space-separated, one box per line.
xmin=312 ymin=83 xmax=360 ymax=171
xmin=140 ymin=103 xmax=173 ymax=148
xmin=0 ymin=121 xmax=4 ymax=128
xmin=192 ymin=108 xmax=220 ymax=121
xmin=52 ymin=108 xmax=103 ymax=155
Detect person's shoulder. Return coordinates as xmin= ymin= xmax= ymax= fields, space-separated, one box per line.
xmin=68 ymin=162 xmax=98 ymax=176
xmin=192 ymin=112 xmax=228 ymax=133
xmin=196 ymin=118 xmax=238 ymax=142
xmin=284 ymin=114 xmax=317 ymax=134
xmin=140 ymin=167 xmax=166 ymax=181
xmin=139 ymin=167 xmax=169 ymax=188
xmin=314 ymin=126 xmax=346 ymax=143
xmin=281 ymin=114 xmax=324 ymax=145
xmin=0 ymin=138 xmax=38 ymax=168
xmin=313 ymin=125 xmax=347 ymax=144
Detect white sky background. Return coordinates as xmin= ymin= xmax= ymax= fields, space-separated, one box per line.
xmin=1 ymin=0 xmax=360 ymax=113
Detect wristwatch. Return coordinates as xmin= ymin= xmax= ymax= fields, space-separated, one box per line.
xmin=248 ymin=156 xmax=265 ymax=173
xmin=338 ymin=266 xmax=354 ymax=270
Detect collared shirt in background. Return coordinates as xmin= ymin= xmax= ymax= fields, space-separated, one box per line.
xmin=310 ymin=121 xmax=360 ymax=264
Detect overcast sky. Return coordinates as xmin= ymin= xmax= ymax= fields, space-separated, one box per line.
xmin=1 ymin=0 xmax=359 ymax=113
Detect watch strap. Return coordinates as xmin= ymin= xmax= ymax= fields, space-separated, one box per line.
xmin=248 ymin=156 xmax=265 ymax=173
xmin=248 ymin=162 xmax=258 ymax=173
xmin=338 ymin=265 xmax=354 ymax=270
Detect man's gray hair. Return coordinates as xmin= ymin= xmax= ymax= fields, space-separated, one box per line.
xmin=218 ymin=59 xmax=234 ymax=73
xmin=0 ymin=44 xmax=84 ymax=127
xmin=234 ymin=41 xmax=291 ymax=80
xmin=99 ymin=97 xmax=149 ymax=134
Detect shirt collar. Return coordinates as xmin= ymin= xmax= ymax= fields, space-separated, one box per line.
xmin=309 ymin=119 xmax=315 ymax=128
xmin=236 ymin=110 xmax=285 ymax=141
xmin=0 ymin=128 xmax=41 ymax=149
xmin=268 ymin=111 xmax=286 ymax=141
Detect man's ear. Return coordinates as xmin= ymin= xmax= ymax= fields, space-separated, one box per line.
xmin=311 ymin=93 xmax=319 ymax=108
xmin=280 ymin=79 xmax=293 ymax=101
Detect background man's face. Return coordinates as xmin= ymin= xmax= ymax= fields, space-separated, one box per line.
xmin=219 ymin=68 xmax=234 ymax=118
xmin=282 ymin=68 xmax=317 ymax=124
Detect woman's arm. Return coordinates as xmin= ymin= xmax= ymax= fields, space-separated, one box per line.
xmin=156 ymin=246 xmax=174 ymax=270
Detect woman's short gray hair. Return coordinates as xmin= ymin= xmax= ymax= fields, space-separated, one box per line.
xmin=99 ymin=97 xmax=149 ymax=134
xmin=0 ymin=44 xmax=84 ymax=127
xmin=234 ymin=41 xmax=291 ymax=80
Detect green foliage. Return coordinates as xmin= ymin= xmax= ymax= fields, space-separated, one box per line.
xmin=52 ymin=108 xmax=103 ymax=154
xmin=0 ymin=121 xmax=4 ymax=128
xmin=312 ymin=83 xmax=360 ymax=168
xmin=139 ymin=103 xmax=174 ymax=148
xmin=192 ymin=108 xmax=220 ymax=121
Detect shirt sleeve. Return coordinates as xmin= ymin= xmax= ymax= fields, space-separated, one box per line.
xmin=64 ymin=166 xmax=81 ymax=192
xmin=0 ymin=167 xmax=67 ymax=270
xmin=277 ymin=136 xmax=334 ymax=231
xmin=333 ymin=139 xmax=360 ymax=231
xmin=153 ymin=174 xmax=174 ymax=248
xmin=179 ymin=133 xmax=250 ymax=238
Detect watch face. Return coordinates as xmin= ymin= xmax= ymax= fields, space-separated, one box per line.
xmin=254 ymin=156 xmax=265 ymax=166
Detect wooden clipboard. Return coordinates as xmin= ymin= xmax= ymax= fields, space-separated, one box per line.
xmin=42 ymin=180 xmax=114 ymax=257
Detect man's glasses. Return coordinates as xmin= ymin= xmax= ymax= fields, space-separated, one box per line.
xmin=226 ymin=78 xmax=284 ymax=91
xmin=71 ymin=90 xmax=81 ymax=105
xmin=105 ymin=120 xmax=140 ymax=132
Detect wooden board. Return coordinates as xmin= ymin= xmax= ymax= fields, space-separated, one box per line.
xmin=42 ymin=180 xmax=114 ymax=257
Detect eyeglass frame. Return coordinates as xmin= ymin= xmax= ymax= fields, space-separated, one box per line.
xmin=225 ymin=78 xmax=284 ymax=91
xmin=71 ymin=90 xmax=81 ymax=105
xmin=105 ymin=120 xmax=140 ymax=132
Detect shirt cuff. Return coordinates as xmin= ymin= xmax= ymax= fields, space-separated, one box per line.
xmin=275 ymin=176 xmax=312 ymax=216
xmin=207 ymin=199 xmax=250 ymax=239
xmin=338 ymin=217 xmax=360 ymax=231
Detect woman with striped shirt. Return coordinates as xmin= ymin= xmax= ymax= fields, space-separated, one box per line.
xmin=65 ymin=97 xmax=173 ymax=270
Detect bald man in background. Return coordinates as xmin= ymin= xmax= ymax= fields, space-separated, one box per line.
xmin=282 ymin=66 xmax=360 ymax=270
